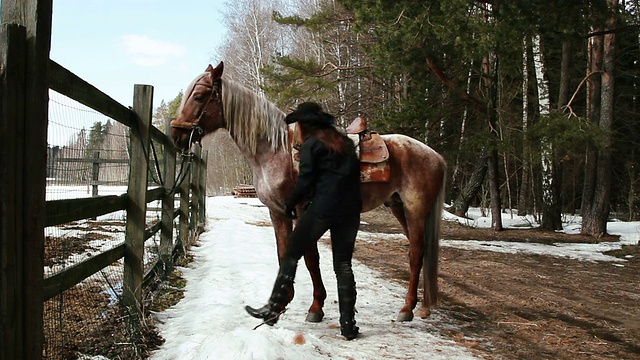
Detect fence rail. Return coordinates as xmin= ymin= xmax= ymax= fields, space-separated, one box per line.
xmin=1 ymin=2 xmax=207 ymax=358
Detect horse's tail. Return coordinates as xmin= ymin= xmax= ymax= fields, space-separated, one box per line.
xmin=423 ymin=167 xmax=446 ymax=308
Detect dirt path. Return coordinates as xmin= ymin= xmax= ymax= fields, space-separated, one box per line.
xmin=356 ymin=208 xmax=640 ymax=360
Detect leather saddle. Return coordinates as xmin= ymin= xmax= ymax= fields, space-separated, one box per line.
xmin=288 ymin=117 xmax=391 ymax=183
xmin=345 ymin=117 xmax=390 ymax=183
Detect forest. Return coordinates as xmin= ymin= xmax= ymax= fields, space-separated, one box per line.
xmin=133 ymin=0 xmax=640 ymax=238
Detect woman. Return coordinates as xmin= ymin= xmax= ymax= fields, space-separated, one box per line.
xmin=245 ymin=102 xmax=362 ymax=340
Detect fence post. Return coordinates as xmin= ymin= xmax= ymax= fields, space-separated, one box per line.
xmin=1 ymin=1 xmax=52 ymax=358
xmin=123 ymin=84 xmax=153 ymax=334
xmin=91 ymin=151 xmax=100 ymax=196
xmin=161 ymin=118 xmax=176 ymax=272
xmin=178 ymin=156 xmax=190 ymax=248
xmin=190 ymin=145 xmax=201 ymax=230
xmin=199 ymin=150 xmax=208 ymax=223
xmin=0 ymin=23 xmax=28 ymax=360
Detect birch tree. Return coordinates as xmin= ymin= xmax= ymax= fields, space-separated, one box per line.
xmin=518 ymin=37 xmax=532 ymax=216
xmin=532 ymin=34 xmax=562 ymax=230
xmin=218 ymin=0 xmax=293 ymax=91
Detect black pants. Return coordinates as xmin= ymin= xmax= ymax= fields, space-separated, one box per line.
xmin=285 ymin=207 xmax=360 ymax=272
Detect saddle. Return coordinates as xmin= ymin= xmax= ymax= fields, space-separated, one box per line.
xmin=346 ymin=117 xmax=390 ymax=183
xmin=288 ymin=117 xmax=391 ymax=183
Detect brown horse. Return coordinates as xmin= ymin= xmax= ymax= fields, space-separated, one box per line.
xmin=171 ymin=62 xmax=447 ymax=322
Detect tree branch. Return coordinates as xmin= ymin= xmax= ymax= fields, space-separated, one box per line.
xmin=425 ymin=55 xmax=486 ymax=114
xmin=563 ymin=70 xmax=602 ymax=118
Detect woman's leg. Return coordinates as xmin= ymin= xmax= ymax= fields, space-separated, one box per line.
xmin=330 ymin=215 xmax=360 ymax=340
xmin=246 ymin=210 xmax=330 ymax=325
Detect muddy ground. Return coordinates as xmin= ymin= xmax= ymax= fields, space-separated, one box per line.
xmin=356 ymin=206 xmax=640 ymax=360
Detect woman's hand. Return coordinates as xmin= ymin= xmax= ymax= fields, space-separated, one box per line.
xmin=284 ymin=205 xmax=297 ymax=219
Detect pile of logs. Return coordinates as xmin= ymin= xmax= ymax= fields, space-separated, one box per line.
xmin=233 ymin=184 xmax=257 ymax=198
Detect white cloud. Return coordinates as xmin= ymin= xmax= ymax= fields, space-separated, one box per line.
xmin=122 ymin=34 xmax=187 ymax=67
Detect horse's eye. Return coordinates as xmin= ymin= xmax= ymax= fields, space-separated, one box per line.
xmin=194 ymin=94 xmax=204 ymax=101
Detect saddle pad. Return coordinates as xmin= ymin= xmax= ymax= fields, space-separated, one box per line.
xmin=360 ymin=162 xmax=390 ymax=182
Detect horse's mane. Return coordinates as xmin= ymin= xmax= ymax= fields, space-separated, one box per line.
xmin=179 ymin=73 xmax=288 ymax=155
xmin=221 ymin=78 xmax=287 ymax=155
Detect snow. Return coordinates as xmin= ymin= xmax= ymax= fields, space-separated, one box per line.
xmin=149 ymin=196 xmax=640 ymax=360
xmin=150 ymin=196 xmax=477 ymax=360
xmin=441 ymin=207 xmax=639 ymax=263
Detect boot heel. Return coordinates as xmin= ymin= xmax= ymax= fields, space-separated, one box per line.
xmin=340 ymin=320 xmax=359 ymax=340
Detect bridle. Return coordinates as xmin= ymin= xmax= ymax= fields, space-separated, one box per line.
xmin=165 ymin=76 xmax=222 ymax=193
xmin=172 ymin=76 xmax=222 ymax=150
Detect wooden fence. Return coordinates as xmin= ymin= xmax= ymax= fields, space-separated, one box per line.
xmin=0 ymin=1 xmax=207 ymax=358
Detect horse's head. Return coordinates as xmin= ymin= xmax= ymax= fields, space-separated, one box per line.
xmin=171 ymin=62 xmax=225 ymax=150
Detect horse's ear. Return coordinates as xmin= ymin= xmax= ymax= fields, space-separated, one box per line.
xmin=210 ymin=61 xmax=224 ymax=79
xmin=205 ymin=64 xmax=214 ymax=72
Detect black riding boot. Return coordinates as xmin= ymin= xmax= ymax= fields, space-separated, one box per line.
xmin=335 ymin=264 xmax=359 ymax=340
xmin=245 ymin=257 xmax=297 ymax=326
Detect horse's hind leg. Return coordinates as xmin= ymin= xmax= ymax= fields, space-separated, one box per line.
xmin=387 ymin=194 xmax=409 ymax=235
xmin=388 ymin=195 xmax=424 ymax=322
xmin=303 ymin=242 xmax=326 ymax=322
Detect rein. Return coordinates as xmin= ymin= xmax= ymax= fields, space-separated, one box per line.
xmin=145 ymin=133 xmax=196 ymax=196
xmin=165 ymin=76 xmax=221 ymax=194
xmin=164 ymin=79 xmax=219 ymax=194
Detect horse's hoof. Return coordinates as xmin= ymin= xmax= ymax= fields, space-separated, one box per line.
xmin=397 ymin=311 xmax=414 ymax=322
xmin=415 ymin=307 xmax=431 ymax=319
xmin=306 ymin=311 xmax=324 ymax=323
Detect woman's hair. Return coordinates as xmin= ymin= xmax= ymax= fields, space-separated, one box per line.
xmin=299 ymin=122 xmax=349 ymax=154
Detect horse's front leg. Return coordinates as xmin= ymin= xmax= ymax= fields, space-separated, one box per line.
xmin=270 ymin=211 xmax=296 ymax=304
xmin=303 ymin=241 xmax=326 ymax=322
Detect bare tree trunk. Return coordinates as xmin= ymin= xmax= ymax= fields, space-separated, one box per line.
xmin=452 ymin=150 xmax=488 ymax=217
xmin=533 ymin=34 xmax=561 ymax=230
xmin=483 ymin=51 xmax=503 ymax=231
xmin=582 ymin=1 xmax=617 ymax=237
xmin=450 ymin=64 xmax=473 ymax=203
xmin=518 ymin=37 xmax=532 ymax=216
xmin=582 ymin=29 xmax=603 ymax=219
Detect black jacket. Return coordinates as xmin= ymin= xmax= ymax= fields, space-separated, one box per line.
xmin=286 ymin=135 xmax=362 ymax=219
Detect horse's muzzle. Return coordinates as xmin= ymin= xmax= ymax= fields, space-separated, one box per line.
xmin=171 ymin=127 xmax=191 ymax=150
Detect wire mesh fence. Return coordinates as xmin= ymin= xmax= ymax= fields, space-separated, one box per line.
xmin=43 ymin=91 xmax=189 ymax=359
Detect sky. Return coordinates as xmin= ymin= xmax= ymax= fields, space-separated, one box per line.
xmin=143 ymin=196 xmax=639 ymax=360
xmin=50 ymin=0 xmax=228 ymax=110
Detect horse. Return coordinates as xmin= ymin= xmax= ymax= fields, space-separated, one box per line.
xmin=171 ymin=62 xmax=447 ymax=323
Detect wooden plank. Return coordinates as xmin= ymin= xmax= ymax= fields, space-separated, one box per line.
xmin=0 ymin=22 xmax=27 ymax=360
xmin=48 ymin=60 xmax=135 ymax=128
xmin=55 ymin=157 xmax=129 ymax=164
xmin=144 ymin=220 xmax=162 ymax=241
xmin=146 ymin=186 xmax=165 ymax=203
xmin=150 ymin=126 xmax=171 ymax=147
xmin=42 ymin=244 xmax=125 ymax=301
xmin=45 ymin=195 xmax=127 ymax=227
xmin=123 ymin=84 xmax=153 ymax=327
xmin=44 ymin=188 xmax=163 ymax=227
